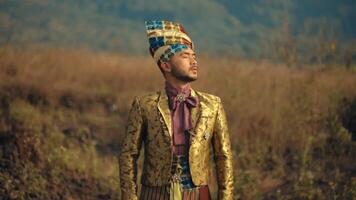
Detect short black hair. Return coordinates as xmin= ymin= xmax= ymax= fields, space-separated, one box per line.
xmin=156 ymin=60 xmax=166 ymax=77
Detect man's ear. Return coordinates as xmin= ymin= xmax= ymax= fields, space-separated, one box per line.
xmin=160 ymin=61 xmax=171 ymax=73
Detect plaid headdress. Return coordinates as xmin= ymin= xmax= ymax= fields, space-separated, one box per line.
xmin=145 ymin=20 xmax=194 ymax=63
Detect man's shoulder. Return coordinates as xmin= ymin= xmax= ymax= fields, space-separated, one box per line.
xmin=132 ymin=89 xmax=222 ymax=104
xmin=135 ymin=91 xmax=160 ymax=104
xmin=194 ymin=90 xmax=221 ymax=103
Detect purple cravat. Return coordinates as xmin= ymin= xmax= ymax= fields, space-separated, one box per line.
xmin=165 ymin=81 xmax=198 ymax=155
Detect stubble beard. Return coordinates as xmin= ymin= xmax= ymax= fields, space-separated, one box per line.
xmin=170 ymin=64 xmax=198 ymax=83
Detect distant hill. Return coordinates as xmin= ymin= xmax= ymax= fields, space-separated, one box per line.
xmin=0 ymin=0 xmax=355 ymax=59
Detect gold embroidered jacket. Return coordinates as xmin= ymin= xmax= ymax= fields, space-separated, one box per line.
xmin=119 ymin=88 xmax=234 ymax=200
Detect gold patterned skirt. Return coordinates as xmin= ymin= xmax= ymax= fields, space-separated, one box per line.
xmin=140 ymin=182 xmax=210 ymax=200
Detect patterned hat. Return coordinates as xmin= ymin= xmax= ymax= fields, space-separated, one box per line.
xmin=145 ymin=20 xmax=194 ymax=63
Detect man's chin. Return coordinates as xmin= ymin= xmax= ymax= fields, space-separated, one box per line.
xmin=191 ymin=76 xmax=198 ymax=81
xmin=186 ymin=76 xmax=198 ymax=82
xmin=178 ymin=76 xmax=198 ymax=83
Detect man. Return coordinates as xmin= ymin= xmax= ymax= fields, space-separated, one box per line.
xmin=119 ymin=20 xmax=234 ymax=200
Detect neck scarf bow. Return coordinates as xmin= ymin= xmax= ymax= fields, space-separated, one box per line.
xmin=165 ymin=81 xmax=198 ymax=146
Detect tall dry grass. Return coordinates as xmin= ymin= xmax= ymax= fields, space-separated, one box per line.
xmin=0 ymin=46 xmax=355 ymax=199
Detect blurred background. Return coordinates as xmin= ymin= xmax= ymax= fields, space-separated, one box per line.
xmin=0 ymin=0 xmax=355 ymax=199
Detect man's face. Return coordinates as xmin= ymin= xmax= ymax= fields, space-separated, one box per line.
xmin=166 ymin=48 xmax=198 ymax=82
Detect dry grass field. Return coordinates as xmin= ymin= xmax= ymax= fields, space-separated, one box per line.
xmin=0 ymin=46 xmax=355 ymax=199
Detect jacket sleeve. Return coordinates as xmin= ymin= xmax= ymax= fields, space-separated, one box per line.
xmin=119 ymin=96 xmax=145 ymax=200
xmin=212 ymin=97 xmax=234 ymax=200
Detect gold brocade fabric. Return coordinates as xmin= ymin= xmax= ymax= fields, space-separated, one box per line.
xmin=119 ymin=88 xmax=234 ymax=200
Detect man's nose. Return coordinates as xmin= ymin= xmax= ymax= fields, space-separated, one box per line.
xmin=190 ymin=57 xmax=198 ymax=66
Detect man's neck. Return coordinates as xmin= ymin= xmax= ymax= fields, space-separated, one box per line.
xmin=165 ymin=79 xmax=191 ymax=92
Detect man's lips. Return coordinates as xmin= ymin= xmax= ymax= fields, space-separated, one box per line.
xmin=190 ymin=66 xmax=198 ymax=71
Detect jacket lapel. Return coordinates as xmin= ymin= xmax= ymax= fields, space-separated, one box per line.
xmin=157 ymin=89 xmax=172 ymax=137
xmin=190 ymin=89 xmax=201 ymax=130
xmin=191 ymin=91 xmax=212 ymax=143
